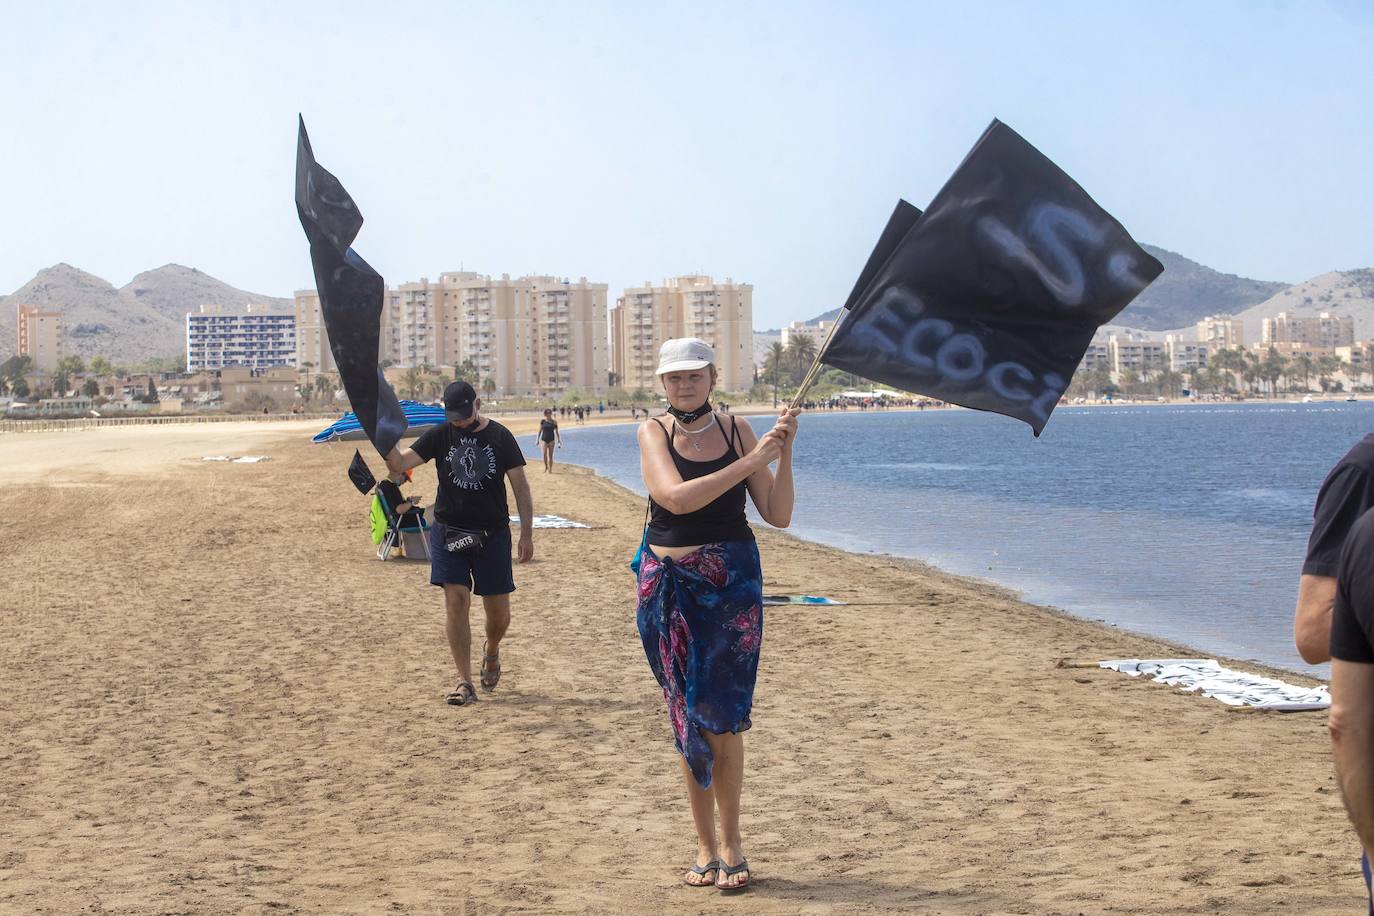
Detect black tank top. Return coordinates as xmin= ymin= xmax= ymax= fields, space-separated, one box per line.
xmin=646 ymin=415 xmax=754 ymax=547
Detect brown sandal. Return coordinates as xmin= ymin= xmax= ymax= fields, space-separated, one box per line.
xmin=446 ymin=681 xmax=477 ymax=706
xmin=480 ymin=642 xmax=502 ymax=692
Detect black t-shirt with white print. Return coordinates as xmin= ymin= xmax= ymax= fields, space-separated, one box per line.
xmin=411 ymin=419 xmax=526 ymax=531
xmin=1304 ymin=433 xmax=1374 ymax=577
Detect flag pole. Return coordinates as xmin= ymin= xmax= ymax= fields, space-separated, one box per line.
xmin=787 ymin=310 xmax=849 ymax=410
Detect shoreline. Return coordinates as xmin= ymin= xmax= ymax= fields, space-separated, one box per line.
xmin=546 ymin=411 xmax=1329 ymax=682
xmin=0 ymin=420 xmax=1354 ymax=912
xmin=573 ymin=456 xmax=1326 ymax=688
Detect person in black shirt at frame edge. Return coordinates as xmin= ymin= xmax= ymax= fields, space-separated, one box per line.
xmin=386 ymin=380 xmax=534 ymax=707
xmin=1294 ymin=434 xmax=1374 ymax=910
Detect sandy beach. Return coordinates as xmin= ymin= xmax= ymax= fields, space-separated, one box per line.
xmin=0 ymin=417 xmax=1360 ymax=913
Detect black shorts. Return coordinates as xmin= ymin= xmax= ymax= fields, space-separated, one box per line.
xmin=429 ymin=522 xmax=515 ymax=595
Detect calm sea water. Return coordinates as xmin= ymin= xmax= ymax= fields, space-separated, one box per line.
xmin=535 ymin=403 xmax=1374 ymax=676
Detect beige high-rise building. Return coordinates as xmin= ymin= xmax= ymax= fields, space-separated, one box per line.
xmin=1262 ymin=312 xmax=1355 ymax=349
xmin=1165 ymin=335 xmax=1212 ymax=371
xmin=1107 ymin=335 xmax=1165 ymax=377
xmin=780 ymin=319 xmax=834 ymax=351
xmin=293 ymin=289 xmax=335 ymax=373
xmin=385 ymin=279 xmax=439 ymax=369
xmin=1196 ymin=315 xmax=1244 ymax=348
xmin=611 ymin=275 xmax=753 ymax=392
xmin=295 ymin=272 xmax=608 ymax=398
xmin=16 ymin=304 xmax=64 ymax=371
xmin=526 ymin=276 xmax=608 ymax=398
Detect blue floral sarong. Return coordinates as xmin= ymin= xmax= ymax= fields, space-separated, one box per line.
xmin=636 ymin=539 xmax=763 ymax=788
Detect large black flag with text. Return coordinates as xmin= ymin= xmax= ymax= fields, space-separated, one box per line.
xmin=823 ymin=120 xmax=1163 ymax=435
xmin=295 ymin=116 xmax=406 ymax=456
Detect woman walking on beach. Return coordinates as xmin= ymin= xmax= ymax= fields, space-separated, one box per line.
xmin=635 ymin=337 xmax=799 ymax=891
xmin=537 ymin=408 xmax=561 ymax=473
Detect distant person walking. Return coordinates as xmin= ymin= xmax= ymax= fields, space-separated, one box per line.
xmin=1295 ymin=434 xmax=1374 ymax=663
xmin=634 ymin=337 xmax=800 ymax=891
xmin=537 ymin=408 xmax=561 ymax=473
xmin=386 ymin=380 xmax=534 ymax=707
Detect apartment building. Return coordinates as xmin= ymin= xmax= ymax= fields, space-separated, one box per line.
xmin=780 ymin=320 xmax=834 ymax=351
xmin=1337 ymin=343 xmax=1373 ymax=382
xmin=611 ymin=275 xmax=754 ymax=392
xmin=220 ymin=366 xmax=298 ymax=410
xmin=1196 ymin=315 xmax=1244 ymax=348
xmin=186 ymin=304 xmax=296 ymax=371
xmin=293 ymin=288 xmax=335 ymax=373
xmin=1107 ymin=336 xmax=1166 ymax=376
xmin=1164 ymin=336 xmax=1212 ymax=371
xmin=16 ymin=304 xmax=64 ymax=371
xmin=1262 ymin=312 xmax=1355 ymax=349
xmin=1080 ymin=342 xmax=1111 ymax=372
xmin=295 ymin=272 xmax=608 ymax=398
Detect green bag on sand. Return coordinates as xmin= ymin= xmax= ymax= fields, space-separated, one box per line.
xmin=369 ymin=493 xmax=389 ymax=545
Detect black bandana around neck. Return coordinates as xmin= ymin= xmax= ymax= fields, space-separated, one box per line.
xmin=667 ymin=400 xmax=712 ymax=424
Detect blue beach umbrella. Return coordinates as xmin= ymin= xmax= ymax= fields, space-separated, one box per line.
xmin=313 ymin=400 xmax=446 ymax=444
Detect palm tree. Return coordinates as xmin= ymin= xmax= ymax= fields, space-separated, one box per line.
xmin=1156 ymin=369 xmax=1185 ymax=400
xmin=1118 ymin=368 xmax=1141 ymax=399
xmin=1291 ymin=353 xmax=1315 ymax=393
xmin=785 ymin=335 xmax=818 ymax=385
xmin=764 ymin=341 xmax=788 ymax=407
xmin=1317 ymin=355 xmax=1345 ymax=392
xmin=402 ymin=366 xmax=423 ymax=400
xmin=481 ymin=377 xmax=496 ymax=398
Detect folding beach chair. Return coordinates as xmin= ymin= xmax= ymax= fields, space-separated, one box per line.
xmin=375 ymin=487 xmax=431 ymax=562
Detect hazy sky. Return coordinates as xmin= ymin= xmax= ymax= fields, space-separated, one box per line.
xmin=3 ymin=1 xmax=1371 ymax=329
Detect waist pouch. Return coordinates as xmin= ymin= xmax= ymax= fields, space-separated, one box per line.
xmin=442 ymin=524 xmax=488 ymax=555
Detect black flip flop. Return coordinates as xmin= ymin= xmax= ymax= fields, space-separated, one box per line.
xmin=716 ymin=858 xmax=750 ymax=892
xmin=684 ymin=859 xmax=720 ymax=887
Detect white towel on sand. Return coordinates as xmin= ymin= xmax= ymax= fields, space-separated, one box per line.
xmin=1099 ymin=659 xmax=1330 ymax=712
xmin=509 ymin=515 xmax=590 ymax=529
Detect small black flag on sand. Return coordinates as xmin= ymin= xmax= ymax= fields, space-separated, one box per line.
xmin=823 ymin=120 xmax=1163 ymax=436
xmin=347 ymin=449 xmax=377 ymax=495
xmin=295 ymin=116 xmax=406 ymax=456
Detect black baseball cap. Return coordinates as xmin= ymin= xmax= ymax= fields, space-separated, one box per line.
xmin=444 ymin=380 xmax=477 ymax=422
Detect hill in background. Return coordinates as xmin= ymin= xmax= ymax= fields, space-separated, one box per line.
xmin=1114 ymin=245 xmax=1288 ymax=330
xmin=0 ymin=264 xmax=291 ymax=365
xmin=1162 ymin=269 xmax=1374 ymax=342
xmin=808 ymin=243 xmax=1289 ymax=332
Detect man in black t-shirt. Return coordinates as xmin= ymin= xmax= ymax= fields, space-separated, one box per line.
xmin=386 ymin=380 xmax=533 ymax=707
xmin=1328 ymin=508 xmax=1374 ymax=913
xmin=1296 ymin=434 xmax=1374 ymax=664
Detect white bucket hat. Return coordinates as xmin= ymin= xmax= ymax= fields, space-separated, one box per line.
xmin=656 ymin=338 xmax=715 ymax=375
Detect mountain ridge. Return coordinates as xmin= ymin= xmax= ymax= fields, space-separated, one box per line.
xmin=808 ymin=243 xmax=1292 ymax=331
xmin=1 ymin=264 xmax=291 ymax=365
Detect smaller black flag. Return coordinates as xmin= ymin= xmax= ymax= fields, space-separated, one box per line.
xmin=823 ymin=120 xmax=1163 ymax=436
xmin=347 ymin=449 xmax=377 ymax=495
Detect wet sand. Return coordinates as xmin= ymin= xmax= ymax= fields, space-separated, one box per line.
xmin=0 ymin=418 xmax=1358 ymax=913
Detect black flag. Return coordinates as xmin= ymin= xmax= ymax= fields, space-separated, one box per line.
xmin=824 ymin=120 xmax=1163 ymax=435
xmin=347 ymin=449 xmax=377 ymax=495
xmin=295 ymin=116 xmax=406 ymax=456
